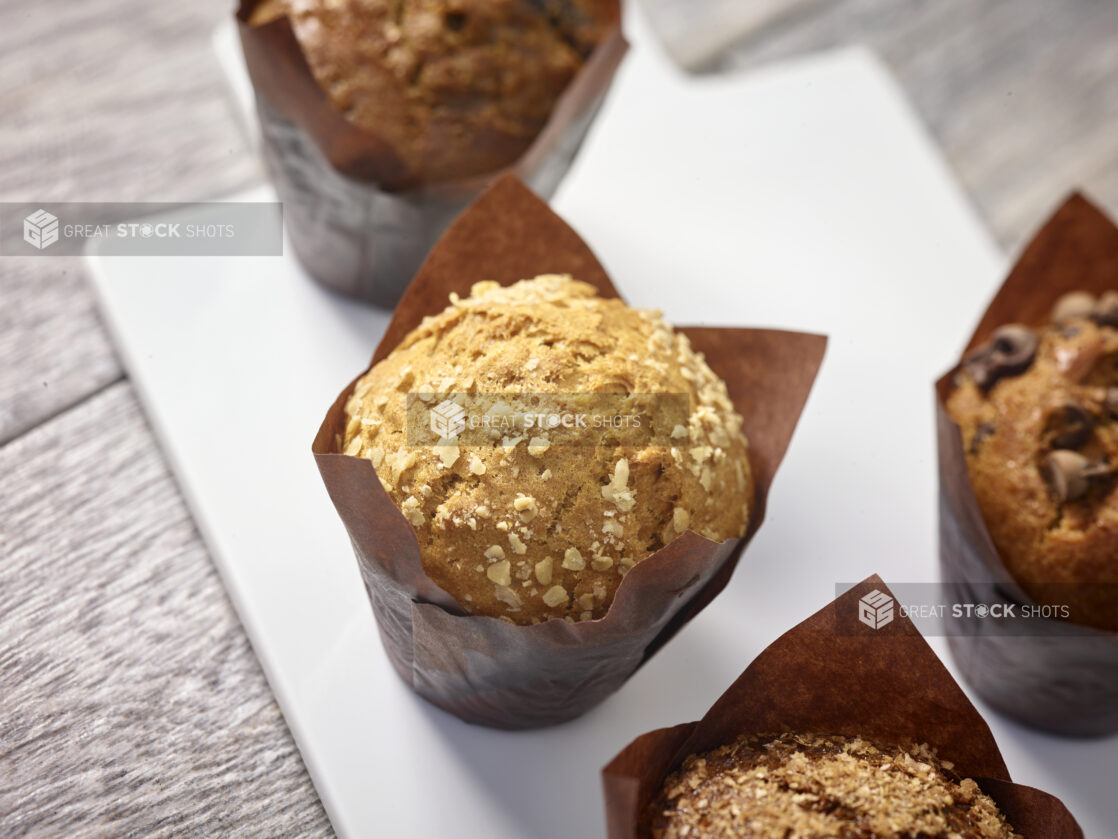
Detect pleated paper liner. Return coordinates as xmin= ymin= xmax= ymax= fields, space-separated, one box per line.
xmin=312 ymin=175 xmax=826 ymax=729
xmin=602 ymin=576 xmax=1084 ymax=839
xmin=236 ymin=0 xmax=627 ymax=305
xmin=937 ymin=193 xmax=1118 ymax=737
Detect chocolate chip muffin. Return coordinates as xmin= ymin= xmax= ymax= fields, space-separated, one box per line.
xmin=946 ymin=291 xmax=1118 ymax=632
xmin=340 ymin=275 xmax=753 ymax=624
xmin=648 ymin=733 xmax=1020 ymax=839
xmin=249 ymin=0 xmax=616 ymax=182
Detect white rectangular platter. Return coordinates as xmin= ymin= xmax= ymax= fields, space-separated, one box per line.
xmin=88 ymin=5 xmax=1117 ymax=837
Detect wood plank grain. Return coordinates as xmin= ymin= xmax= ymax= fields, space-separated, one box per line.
xmin=0 ymin=262 xmax=122 ymax=443
xmin=0 ymin=0 xmax=259 ymax=444
xmin=0 ymin=382 xmax=332 ymax=838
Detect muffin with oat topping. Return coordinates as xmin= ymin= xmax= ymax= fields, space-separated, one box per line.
xmin=341 ymin=274 xmax=753 ymax=624
xmin=946 ymin=290 xmax=1118 ymax=632
xmin=648 ymin=733 xmax=1020 ymax=839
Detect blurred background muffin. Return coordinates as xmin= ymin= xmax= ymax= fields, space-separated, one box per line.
xmin=238 ymin=0 xmax=623 ymax=303
xmin=341 ymin=274 xmax=753 ymax=623
xmin=946 ymin=291 xmax=1118 ymax=632
xmin=249 ymin=0 xmax=615 ymax=182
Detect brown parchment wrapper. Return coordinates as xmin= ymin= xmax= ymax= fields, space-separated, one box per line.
xmin=602 ymin=576 xmax=1085 ymax=839
xmin=236 ymin=0 xmax=627 ymax=306
xmin=312 ymin=175 xmax=826 ymax=729
xmin=936 ymin=193 xmax=1118 ymax=738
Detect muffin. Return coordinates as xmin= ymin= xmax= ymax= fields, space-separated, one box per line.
xmin=249 ymin=0 xmax=615 ymax=183
xmin=237 ymin=0 xmax=624 ymax=303
xmin=340 ymin=274 xmax=753 ymax=624
xmin=946 ymin=290 xmax=1118 ymax=632
xmin=648 ymin=733 xmax=1020 ymax=839
xmin=605 ymin=576 xmax=1082 ymax=836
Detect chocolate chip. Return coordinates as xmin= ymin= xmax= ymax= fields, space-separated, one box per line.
xmin=1082 ymin=461 xmax=1114 ymax=481
xmin=968 ymin=421 xmax=996 ymax=454
xmin=1106 ymin=388 xmax=1118 ymax=420
xmin=444 ymin=11 xmax=467 ymax=31
xmin=1090 ymin=291 xmax=1118 ymax=328
xmin=1044 ymin=404 xmax=1093 ymax=449
xmin=1043 ymin=450 xmax=1091 ymax=501
xmin=962 ymin=324 xmax=1039 ymax=391
xmin=1051 ymin=291 xmax=1097 ymax=323
xmin=1042 ymin=450 xmax=1113 ymax=502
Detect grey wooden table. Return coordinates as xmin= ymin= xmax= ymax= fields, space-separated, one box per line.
xmin=1 ymin=1 xmax=1115 ymax=836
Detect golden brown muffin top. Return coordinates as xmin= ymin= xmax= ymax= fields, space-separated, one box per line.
xmin=648 ymin=733 xmax=1020 ymax=839
xmin=341 ymin=275 xmax=753 ymax=624
xmin=946 ymin=291 xmax=1118 ymax=631
xmin=250 ymin=0 xmax=614 ymax=182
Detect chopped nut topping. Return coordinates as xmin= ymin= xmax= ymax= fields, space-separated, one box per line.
xmin=602 ymin=519 xmax=624 ymax=538
xmin=484 ymin=545 xmax=505 ymax=561
xmin=542 ymin=585 xmax=568 ymax=608
xmin=673 ymin=507 xmax=690 ymax=533
xmin=486 ymin=560 xmax=512 ymax=586
xmin=513 ymin=494 xmax=538 ymax=521
xmin=601 ymin=457 xmax=636 ymax=511
xmin=508 ymin=532 xmax=528 ymax=555
xmin=535 ymin=557 xmax=553 ymax=585
xmin=562 ymin=547 xmax=585 ymax=571
xmin=527 ymin=436 xmax=550 ymax=457
xmin=591 ymin=556 xmax=614 ymax=572
xmin=401 ymin=496 xmax=424 ymax=526
xmin=437 ymin=445 xmax=459 ymax=468
xmin=494 ymin=584 xmax=521 ymax=610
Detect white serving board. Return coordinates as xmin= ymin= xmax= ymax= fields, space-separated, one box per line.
xmin=89 ymin=6 xmax=1117 ymax=837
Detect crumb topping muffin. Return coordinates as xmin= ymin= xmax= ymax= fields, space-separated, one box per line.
xmin=946 ymin=291 xmax=1118 ymax=632
xmin=648 ymin=733 xmax=1020 ymax=839
xmin=341 ymin=275 xmax=753 ymax=624
xmin=249 ymin=0 xmax=616 ymax=182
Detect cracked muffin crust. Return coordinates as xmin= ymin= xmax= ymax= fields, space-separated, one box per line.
xmin=249 ymin=0 xmax=616 ymax=182
xmin=648 ymin=733 xmax=1020 ymax=839
xmin=340 ymin=275 xmax=752 ymax=624
xmin=946 ymin=290 xmax=1118 ymax=632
